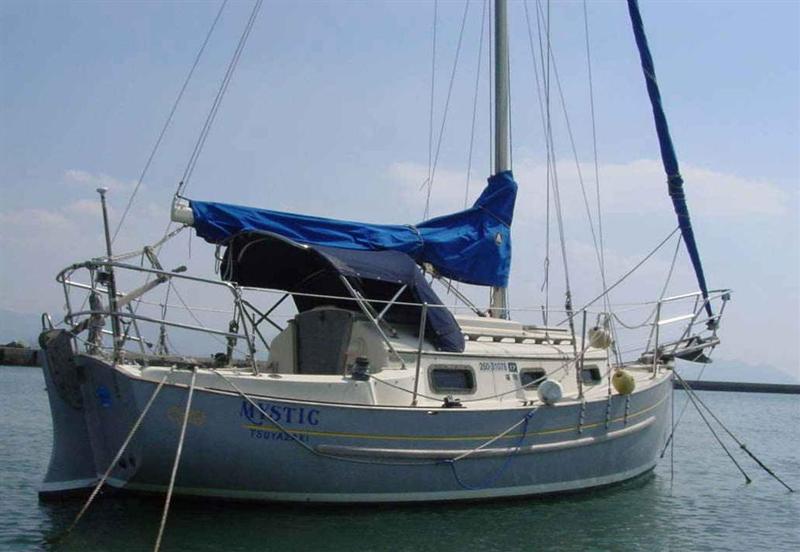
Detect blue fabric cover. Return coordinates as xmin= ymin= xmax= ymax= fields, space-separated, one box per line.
xmin=312 ymin=245 xmax=465 ymax=353
xmin=218 ymin=231 xmax=465 ymax=352
xmin=627 ymin=0 xmax=713 ymax=317
xmin=190 ymin=171 xmax=517 ymax=287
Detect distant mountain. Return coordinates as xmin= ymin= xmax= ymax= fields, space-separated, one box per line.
xmin=0 ymin=309 xmax=44 ymax=347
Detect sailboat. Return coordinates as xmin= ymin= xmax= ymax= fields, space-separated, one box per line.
xmin=39 ymin=0 xmax=729 ymax=504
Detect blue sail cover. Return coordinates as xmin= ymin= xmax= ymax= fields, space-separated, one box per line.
xmin=190 ymin=171 xmax=517 ymax=287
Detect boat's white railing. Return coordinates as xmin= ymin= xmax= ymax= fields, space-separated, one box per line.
xmin=645 ymin=288 xmax=732 ymax=372
xmin=56 ymin=260 xmax=259 ymax=364
xmin=52 ymin=258 xmax=730 ymax=380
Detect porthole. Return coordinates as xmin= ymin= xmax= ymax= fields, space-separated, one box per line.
xmin=520 ymin=368 xmax=547 ymax=389
xmin=581 ymin=365 xmax=602 ymax=384
xmin=429 ymin=365 xmax=476 ymax=394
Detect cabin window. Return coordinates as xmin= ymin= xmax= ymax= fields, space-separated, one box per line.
xmin=520 ymin=368 xmax=547 ymax=389
xmin=581 ymin=365 xmax=602 ymax=384
xmin=429 ymin=365 xmax=476 ymax=394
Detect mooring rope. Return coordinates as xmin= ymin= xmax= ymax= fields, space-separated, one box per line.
xmin=154 ymin=368 xmax=198 ymax=552
xmin=673 ymin=372 xmax=752 ymax=484
xmin=52 ymin=371 xmax=172 ymax=544
xmin=674 ymin=371 xmax=794 ymax=492
xmin=660 ymin=362 xmax=708 ymax=459
xmin=445 ymin=409 xmax=535 ymax=490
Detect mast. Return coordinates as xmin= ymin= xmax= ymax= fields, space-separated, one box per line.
xmin=97 ymin=187 xmax=121 ymax=360
xmin=490 ymin=0 xmax=510 ymax=319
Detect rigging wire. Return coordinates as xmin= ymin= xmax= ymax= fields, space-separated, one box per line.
xmin=522 ymin=1 xmax=546 ymax=149
xmin=451 ymin=0 xmax=487 ymax=309
xmin=534 ymin=0 xmax=577 ymax=348
xmin=526 ymin=2 xmax=687 ymax=367
xmin=178 ymin=0 xmax=263 ymax=196
xmin=425 ymin=0 xmax=438 ymax=213
xmin=545 ymin=34 xmax=604 ymax=305
xmin=129 ymin=0 xmax=262 ymax=352
xmin=583 ymin=0 xmax=607 ymax=286
xmin=560 ymin=226 xmax=680 ymax=326
xmin=611 ymin=238 xmax=681 ymax=329
xmin=112 ymin=0 xmax=229 ymax=243
xmin=424 ymin=0 xmax=472 ymax=221
xmin=168 ymin=280 xmax=251 ymax=357
xmin=536 ymin=0 xmax=551 ymax=326
xmin=109 ymin=225 xmax=186 ymax=263
xmin=581 ymin=0 xmax=621 ymax=365
xmin=464 ymin=0 xmax=488 ymax=208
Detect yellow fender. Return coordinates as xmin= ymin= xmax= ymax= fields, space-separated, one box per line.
xmin=612 ymin=369 xmax=636 ymax=395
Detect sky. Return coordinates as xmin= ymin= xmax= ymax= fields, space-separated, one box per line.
xmin=0 ymin=1 xmax=798 ymax=381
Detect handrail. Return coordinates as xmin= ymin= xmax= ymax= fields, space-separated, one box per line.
xmin=411 ymin=303 xmax=428 ymax=406
xmin=100 ymin=328 xmax=148 ymax=345
xmin=62 ymin=279 xmax=236 ymax=315
xmin=658 ymin=289 xmax=731 ymax=304
xmin=645 ymin=286 xmax=730 ymax=369
xmin=58 ymin=259 xmax=732 ymax=314
xmin=338 ymin=275 xmax=406 ymax=369
xmin=68 ymin=310 xmax=246 ymax=340
xmin=54 ymin=257 xmax=730 ymax=374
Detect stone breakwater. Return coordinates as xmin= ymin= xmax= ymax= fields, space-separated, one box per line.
xmin=0 ymin=347 xmax=40 ymax=367
xmin=675 ymin=379 xmax=800 ymax=395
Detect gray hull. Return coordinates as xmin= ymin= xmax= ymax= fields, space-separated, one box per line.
xmin=41 ymin=349 xmax=671 ymax=503
xmin=39 ymin=331 xmax=98 ymax=496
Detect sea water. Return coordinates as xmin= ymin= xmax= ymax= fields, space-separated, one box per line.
xmin=1 ymin=365 xmax=798 ymax=551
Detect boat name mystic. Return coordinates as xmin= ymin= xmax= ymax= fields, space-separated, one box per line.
xmin=239 ymin=401 xmax=321 ymax=427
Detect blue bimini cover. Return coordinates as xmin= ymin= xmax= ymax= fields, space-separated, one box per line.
xmin=219 ymin=232 xmax=465 ymax=352
xmin=190 ymin=171 xmax=517 ymax=287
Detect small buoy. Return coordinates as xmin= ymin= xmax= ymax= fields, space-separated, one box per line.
xmin=612 ymin=369 xmax=636 ymax=395
xmin=537 ymin=379 xmax=563 ymax=405
xmin=588 ymin=326 xmax=613 ymax=349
